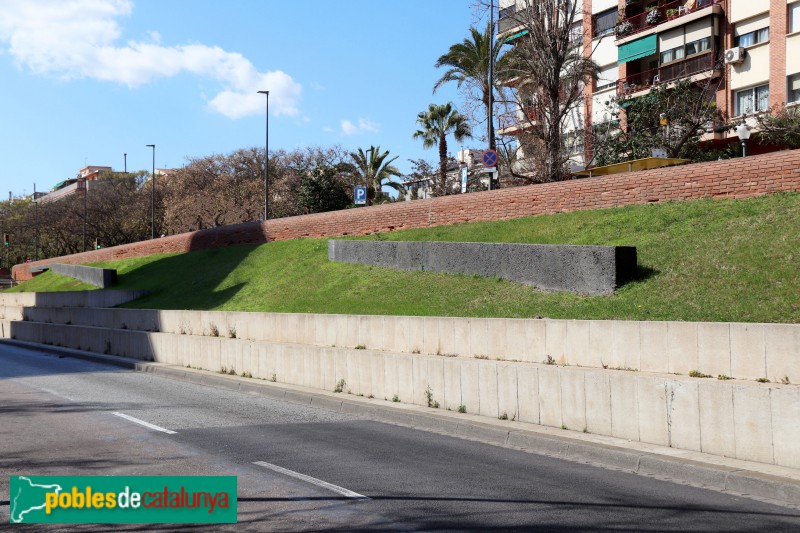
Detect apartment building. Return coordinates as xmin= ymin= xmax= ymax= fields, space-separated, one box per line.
xmin=497 ymin=0 xmax=800 ymax=170
xmin=34 ymin=166 xmax=112 ymax=204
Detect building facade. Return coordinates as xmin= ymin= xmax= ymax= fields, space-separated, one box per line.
xmin=497 ymin=0 xmax=800 ymax=171
xmin=34 ymin=166 xmax=112 ymax=204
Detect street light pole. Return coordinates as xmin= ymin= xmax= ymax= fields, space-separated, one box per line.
xmin=146 ymin=144 xmax=155 ymax=239
xmin=124 ymin=153 xmax=127 ymax=173
xmin=257 ymin=90 xmax=269 ymax=221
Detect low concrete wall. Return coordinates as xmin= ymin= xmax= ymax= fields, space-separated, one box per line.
xmin=0 ymin=290 xmax=145 ymax=309
xmin=328 ymin=240 xmax=637 ymax=294
xmin=6 ymin=319 xmax=800 ymax=470
xmin=14 ymin=306 xmax=800 ymax=384
xmin=50 ymin=264 xmax=117 ymax=289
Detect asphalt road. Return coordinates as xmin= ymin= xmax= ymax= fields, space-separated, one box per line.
xmin=1 ymin=343 xmax=799 ymax=532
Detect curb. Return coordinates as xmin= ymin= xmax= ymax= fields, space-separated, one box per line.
xmin=4 ymin=338 xmax=799 ymax=509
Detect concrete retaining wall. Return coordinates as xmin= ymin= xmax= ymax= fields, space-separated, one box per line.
xmin=6 ymin=319 xmax=800 ymax=470
xmin=50 ymin=264 xmax=117 ymax=289
xmin=328 ymin=240 xmax=637 ymax=294
xmin=14 ymin=306 xmax=799 ymax=384
xmin=0 ymin=290 xmax=145 ymax=309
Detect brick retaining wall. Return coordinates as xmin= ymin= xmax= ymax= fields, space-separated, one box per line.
xmin=13 ymin=149 xmax=800 ymax=281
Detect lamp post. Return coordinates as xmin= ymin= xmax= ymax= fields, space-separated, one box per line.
xmin=257 ymin=90 xmax=269 ymax=221
xmin=146 ymin=144 xmax=155 ymax=238
xmin=124 ymin=153 xmax=127 ymax=173
xmin=735 ymin=122 xmax=751 ymax=157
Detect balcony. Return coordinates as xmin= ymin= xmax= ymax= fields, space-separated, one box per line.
xmin=497 ymin=106 xmax=538 ymax=135
xmin=615 ymin=0 xmax=722 ymax=43
xmin=616 ymin=51 xmax=720 ymax=97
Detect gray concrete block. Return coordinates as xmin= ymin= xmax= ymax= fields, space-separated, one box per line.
xmin=329 ymin=240 xmax=637 ymax=294
xmin=49 ymin=264 xmax=117 ymax=288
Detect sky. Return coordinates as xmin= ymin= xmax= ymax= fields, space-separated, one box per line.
xmin=0 ymin=0 xmax=487 ymax=197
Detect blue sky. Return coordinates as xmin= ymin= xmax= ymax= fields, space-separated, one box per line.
xmin=0 ymin=0 xmax=485 ymax=197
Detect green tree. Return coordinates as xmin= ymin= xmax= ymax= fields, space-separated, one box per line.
xmin=434 ymin=21 xmax=505 ymax=152
xmin=591 ymin=78 xmax=725 ymax=166
xmin=298 ymin=166 xmax=351 ymax=213
xmin=757 ymin=105 xmax=800 ymax=149
xmin=348 ymin=146 xmax=403 ymax=205
xmin=413 ymin=103 xmax=472 ymax=196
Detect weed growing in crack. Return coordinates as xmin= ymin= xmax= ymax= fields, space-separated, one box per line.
xmin=334 ymin=379 xmax=346 ymax=393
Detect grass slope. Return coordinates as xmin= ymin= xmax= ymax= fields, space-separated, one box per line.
xmin=10 ymin=193 xmax=799 ymax=323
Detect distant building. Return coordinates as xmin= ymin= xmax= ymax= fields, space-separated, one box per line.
xmin=34 ymin=165 xmax=112 ymax=204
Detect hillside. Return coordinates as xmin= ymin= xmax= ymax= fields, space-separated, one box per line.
xmin=9 ymin=193 xmax=800 ymax=323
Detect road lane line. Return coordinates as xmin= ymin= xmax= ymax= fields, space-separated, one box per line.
xmin=32 ymin=386 xmax=75 ymax=402
xmin=253 ymin=461 xmax=370 ymax=500
xmin=112 ymin=412 xmax=177 ymax=435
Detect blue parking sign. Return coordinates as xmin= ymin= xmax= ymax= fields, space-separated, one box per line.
xmin=354 ymin=187 xmax=367 ymax=205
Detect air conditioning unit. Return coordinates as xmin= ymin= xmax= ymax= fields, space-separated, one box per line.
xmin=724 ymin=47 xmax=745 ymax=65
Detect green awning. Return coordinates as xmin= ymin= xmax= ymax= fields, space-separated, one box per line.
xmin=504 ymin=29 xmax=529 ymax=43
xmin=618 ymin=34 xmax=657 ymax=64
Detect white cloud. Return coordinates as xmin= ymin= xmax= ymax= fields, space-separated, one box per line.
xmin=340 ymin=118 xmax=379 ymax=136
xmin=0 ymin=0 xmax=301 ymax=119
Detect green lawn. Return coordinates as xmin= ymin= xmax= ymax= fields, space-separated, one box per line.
xmin=9 ymin=193 xmax=800 ymax=323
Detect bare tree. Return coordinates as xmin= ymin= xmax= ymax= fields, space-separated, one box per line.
xmin=492 ymin=0 xmax=598 ymax=182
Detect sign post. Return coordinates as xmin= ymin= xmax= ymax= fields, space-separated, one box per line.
xmin=354 ymin=187 xmax=367 ymax=205
xmin=482 ymin=149 xmax=498 ymax=190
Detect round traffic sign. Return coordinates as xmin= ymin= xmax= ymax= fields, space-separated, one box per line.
xmin=482 ymin=149 xmax=498 ymax=167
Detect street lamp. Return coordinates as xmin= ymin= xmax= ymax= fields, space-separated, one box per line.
xmin=257 ymin=90 xmax=269 ymax=221
xmin=735 ymin=122 xmax=751 ymax=157
xmin=124 ymin=153 xmax=127 ymax=173
xmin=146 ymin=144 xmax=155 ymax=238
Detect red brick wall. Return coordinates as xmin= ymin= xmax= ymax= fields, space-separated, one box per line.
xmin=13 ymin=149 xmax=800 ymax=281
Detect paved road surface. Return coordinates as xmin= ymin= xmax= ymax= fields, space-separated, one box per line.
xmin=1 ymin=343 xmax=799 ymax=531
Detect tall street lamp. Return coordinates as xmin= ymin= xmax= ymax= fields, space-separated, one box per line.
xmin=146 ymin=144 xmax=155 ymax=238
xmin=124 ymin=153 xmax=127 ymax=173
xmin=735 ymin=122 xmax=751 ymax=157
xmin=257 ymin=90 xmax=269 ymax=221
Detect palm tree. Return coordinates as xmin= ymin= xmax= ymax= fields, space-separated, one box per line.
xmin=433 ymin=21 xmax=504 ymax=152
xmin=349 ymin=146 xmax=403 ymax=205
xmin=413 ymin=103 xmax=472 ymax=196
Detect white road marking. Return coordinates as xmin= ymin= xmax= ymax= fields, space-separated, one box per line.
xmin=31 ymin=386 xmax=75 ymax=402
xmin=253 ymin=461 xmax=370 ymax=500
xmin=111 ymin=412 xmax=177 ymax=435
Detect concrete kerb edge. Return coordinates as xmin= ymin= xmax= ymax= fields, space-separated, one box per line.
xmin=4 ymin=338 xmax=799 ymax=509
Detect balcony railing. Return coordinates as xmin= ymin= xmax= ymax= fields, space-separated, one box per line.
xmin=615 ymin=0 xmax=722 ymax=40
xmin=498 ymin=106 xmax=537 ymax=131
xmin=616 ymin=51 xmax=719 ymax=96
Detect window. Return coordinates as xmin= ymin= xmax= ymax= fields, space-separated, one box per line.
xmin=569 ymin=22 xmax=583 ymax=48
xmin=791 ymin=2 xmax=800 ymax=34
xmin=594 ymin=8 xmax=617 ymax=37
xmin=685 ymin=37 xmax=711 ymax=56
xmin=734 ymin=27 xmax=769 ymax=47
xmin=660 ymin=45 xmax=685 ymax=64
xmin=596 ymin=64 xmax=618 ymax=90
xmin=735 ymin=84 xmax=770 ymax=116
xmin=789 ymin=74 xmax=800 ymax=104
xmin=565 ymin=131 xmax=584 ymax=156
xmin=499 ymin=4 xmax=516 ymax=20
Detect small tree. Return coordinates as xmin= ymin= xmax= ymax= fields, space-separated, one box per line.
xmin=349 ymin=146 xmax=403 ymax=205
xmin=756 ymin=105 xmax=800 ymax=149
xmin=413 ymin=103 xmax=472 ymax=196
xmin=591 ymin=78 xmax=726 ymax=166
xmin=298 ymin=166 xmax=351 ymax=213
